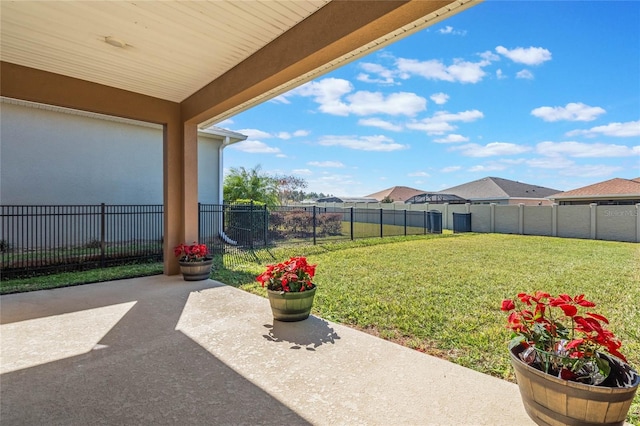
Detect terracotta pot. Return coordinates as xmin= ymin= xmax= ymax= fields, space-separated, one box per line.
xmin=510 ymin=343 xmax=639 ymax=426
xmin=178 ymin=258 xmax=213 ymax=281
xmin=267 ymin=286 xmax=316 ymax=322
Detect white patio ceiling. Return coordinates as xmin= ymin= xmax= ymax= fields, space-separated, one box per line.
xmin=1 ymin=0 xmax=477 ymax=126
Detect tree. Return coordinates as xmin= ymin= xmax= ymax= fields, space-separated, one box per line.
xmin=223 ymin=165 xmax=278 ymax=205
xmin=274 ymin=175 xmax=308 ymax=205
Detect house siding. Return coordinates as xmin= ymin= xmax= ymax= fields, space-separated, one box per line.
xmin=1 ymin=102 xmax=223 ymax=206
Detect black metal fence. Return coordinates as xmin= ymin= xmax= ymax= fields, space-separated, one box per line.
xmin=2 ymin=203 xmax=437 ymax=278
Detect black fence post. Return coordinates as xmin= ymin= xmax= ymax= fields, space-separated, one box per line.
xmin=263 ymin=205 xmax=268 ymax=247
xmin=198 ymin=202 xmax=202 ymax=243
xmin=404 ymin=209 xmax=407 ymax=236
xmin=424 ymin=210 xmax=427 ymax=235
xmin=313 ymin=206 xmax=317 ymax=245
xmin=350 ymin=207 xmax=354 ymax=241
xmin=380 ymin=208 xmax=383 ymax=238
xmin=100 ymin=203 xmax=106 ymax=268
xmin=249 ymin=201 xmax=254 ymax=250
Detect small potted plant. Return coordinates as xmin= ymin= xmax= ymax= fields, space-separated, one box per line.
xmin=256 ymin=256 xmax=317 ymax=321
xmin=501 ymin=291 xmax=639 ymax=425
xmin=173 ymin=241 xmax=212 ymax=281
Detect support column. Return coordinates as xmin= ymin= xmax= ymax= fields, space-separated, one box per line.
xmin=636 ymin=204 xmax=640 ymax=243
xmin=162 ymin=119 xmax=199 ymax=276
xmin=183 ymin=123 xmax=199 ymax=243
xmin=590 ymin=203 xmax=597 ymax=240
xmin=551 ymin=203 xmax=558 ymax=237
xmin=163 ymin=121 xmax=183 ymax=275
xmin=490 ymin=203 xmax=496 ymax=233
xmin=518 ymin=203 xmax=524 ymax=235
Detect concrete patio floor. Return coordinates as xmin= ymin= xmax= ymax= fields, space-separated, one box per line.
xmin=1 ymin=275 xmax=537 ymax=425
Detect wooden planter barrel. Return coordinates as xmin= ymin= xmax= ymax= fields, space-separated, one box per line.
xmin=267 ymin=286 xmax=316 ymax=322
xmin=510 ymin=344 xmax=639 ymax=426
xmin=178 ymin=258 xmax=213 ymax=281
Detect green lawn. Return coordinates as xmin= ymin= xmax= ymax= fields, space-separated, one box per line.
xmin=211 ymin=233 xmax=640 ymax=425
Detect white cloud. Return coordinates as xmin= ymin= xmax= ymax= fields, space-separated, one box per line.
xmin=237 ymin=128 xmax=272 ymax=139
xmin=526 ymin=156 xmax=573 ymax=169
xmin=495 ymin=46 xmax=552 ymax=65
xmin=293 ymin=130 xmax=310 ymax=137
xmin=566 ymin=120 xmax=640 ymax=137
xmin=295 ymin=78 xmax=354 ymax=116
xmin=433 ymin=134 xmax=469 ymax=144
xmin=396 ymin=57 xmax=491 ymax=84
xmin=468 ymin=163 xmax=508 ymax=172
xmin=430 ymin=92 xmax=450 ymax=105
xmin=277 ymin=132 xmax=291 ymax=140
xmin=293 ymin=78 xmax=426 ymax=117
xmin=531 ymin=103 xmax=606 ymax=122
xmin=536 ymin=141 xmax=640 ymax=157
xmin=407 ymin=110 xmax=483 ymax=135
xmin=516 ymin=69 xmax=534 ymax=80
xmin=558 ymin=164 xmax=623 ymax=177
xmin=357 ymin=62 xmax=396 ymax=85
xmin=291 ymin=169 xmax=313 ymax=175
xmin=441 ymin=166 xmax=461 ymax=173
xmin=346 ymin=91 xmax=426 ymax=116
xmin=453 ymin=142 xmax=531 ymax=157
xmin=408 ymin=171 xmax=430 ymax=177
xmin=308 ymin=161 xmax=345 ymax=168
xmin=231 ymin=140 xmax=281 ymax=154
xmin=407 ymin=120 xmax=455 ymax=135
xmin=318 ymin=135 xmax=408 ymax=152
xmin=358 ymin=118 xmax=403 ymax=131
xmin=496 ymin=69 xmax=506 ymax=79
xmin=438 ymin=25 xmax=467 ymax=36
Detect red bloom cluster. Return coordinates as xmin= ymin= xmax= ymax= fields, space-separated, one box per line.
xmin=256 ymin=256 xmax=316 ymax=292
xmin=501 ymin=291 xmax=626 ymax=365
xmin=174 ymin=242 xmax=209 ymax=262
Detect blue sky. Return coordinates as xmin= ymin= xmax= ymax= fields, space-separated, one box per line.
xmin=218 ymin=1 xmax=640 ymax=197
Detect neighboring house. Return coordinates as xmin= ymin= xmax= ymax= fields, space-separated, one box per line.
xmin=316 ymin=197 xmax=378 ymax=203
xmin=439 ymin=177 xmax=559 ymax=205
xmin=404 ymin=193 xmax=468 ymax=204
xmin=0 ymin=98 xmax=246 ymax=205
xmin=548 ymin=178 xmax=640 ymax=205
xmin=366 ymin=186 xmax=427 ymax=203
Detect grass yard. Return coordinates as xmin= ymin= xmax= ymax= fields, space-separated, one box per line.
xmin=211 ymin=233 xmax=640 ymax=424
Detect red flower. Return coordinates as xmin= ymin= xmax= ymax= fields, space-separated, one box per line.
xmin=501 ymin=291 xmax=629 ymax=385
xmin=255 ymin=256 xmax=317 ymax=292
xmin=501 ymin=299 xmax=515 ymax=311
xmin=558 ymin=304 xmax=578 ymax=317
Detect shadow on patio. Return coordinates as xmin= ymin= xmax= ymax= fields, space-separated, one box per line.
xmin=1 ymin=275 xmax=534 ymax=425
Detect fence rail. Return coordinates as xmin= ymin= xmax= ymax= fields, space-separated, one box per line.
xmin=1 ymin=203 xmax=440 ymax=278
xmin=3 ymin=201 xmax=637 ymax=279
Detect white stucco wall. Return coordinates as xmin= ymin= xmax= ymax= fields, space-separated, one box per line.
xmin=0 ymin=101 xmax=223 ymax=205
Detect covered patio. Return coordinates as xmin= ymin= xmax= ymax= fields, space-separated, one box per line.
xmin=1 ymin=276 xmax=535 ymax=425
xmin=1 ymin=0 xmax=480 ymax=276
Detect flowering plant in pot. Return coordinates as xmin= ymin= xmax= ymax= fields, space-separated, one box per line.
xmin=174 ymin=242 xmax=210 ymax=262
xmin=256 ymin=256 xmax=317 ymax=321
xmin=173 ymin=242 xmax=212 ymax=281
xmin=501 ymin=291 xmax=638 ymax=425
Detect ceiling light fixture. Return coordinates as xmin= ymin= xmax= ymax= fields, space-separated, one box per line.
xmin=105 ymin=36 xmax=126 ymax=48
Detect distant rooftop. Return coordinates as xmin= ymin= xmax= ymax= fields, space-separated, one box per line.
xmin=440 ymin=177 xmax=559 ymax=200
xmin=316 ymin=196 xmax=378 ymax=203
xmin=549 ymin=178 xmax=640 ymax=199
xmin=366 ymin=186 xmax=427 ymax=202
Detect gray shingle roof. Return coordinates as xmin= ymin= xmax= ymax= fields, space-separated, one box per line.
xmin=439 ymin=177 xmax=560 ymax=200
